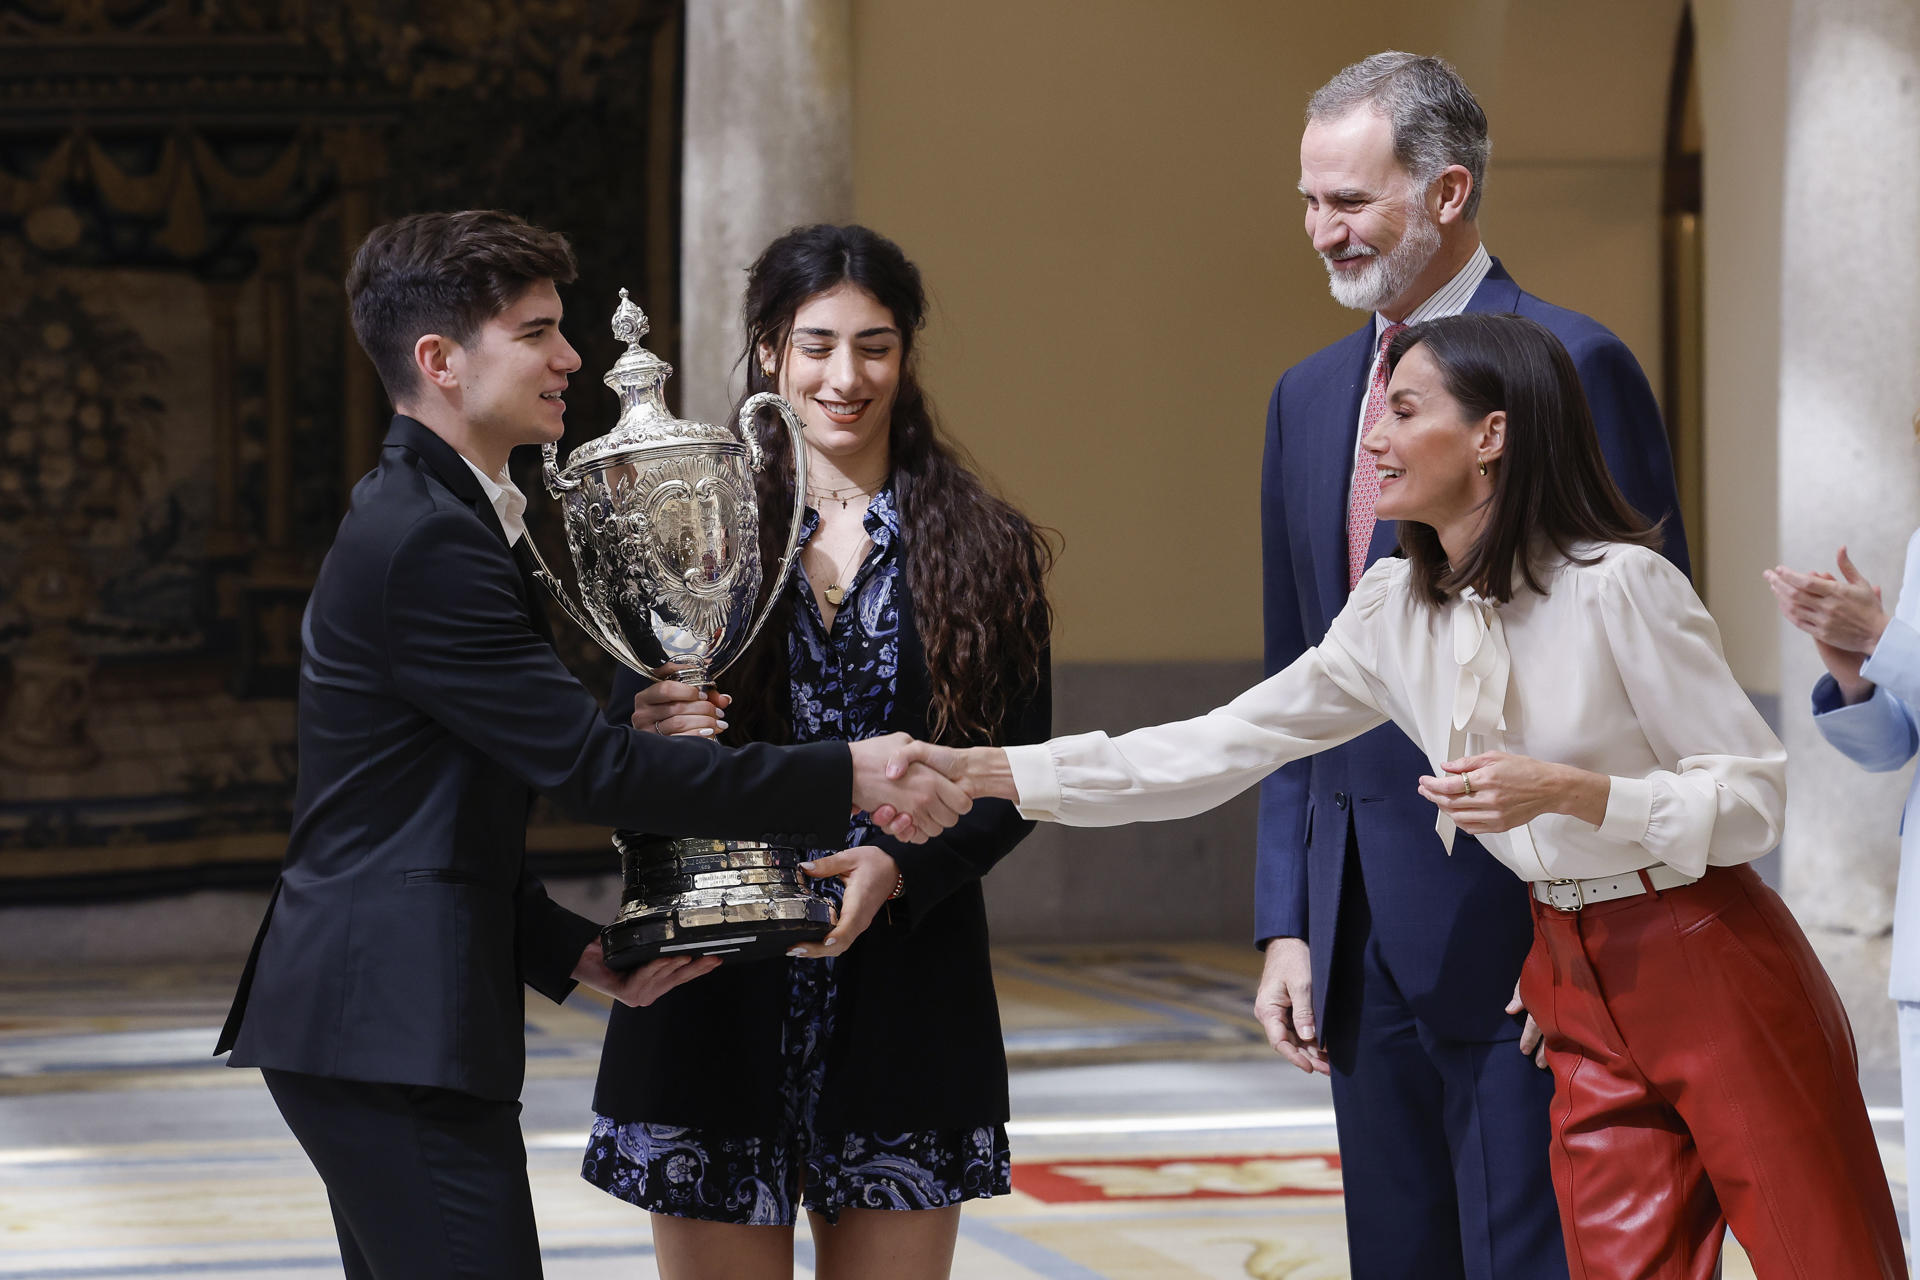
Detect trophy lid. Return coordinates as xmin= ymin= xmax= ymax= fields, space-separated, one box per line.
xmin=559 ymin=288 xmax=735 ymax=474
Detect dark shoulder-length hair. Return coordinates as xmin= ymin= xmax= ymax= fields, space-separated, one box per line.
xmin=724 ymin=223 xmax=1054 ymax=746
xmin=1384 ymin=312 xmax=1663 ymax=606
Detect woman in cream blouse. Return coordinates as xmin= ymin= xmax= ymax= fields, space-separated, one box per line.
xmin=897 ymin=314 xmax=1904 ymax=1279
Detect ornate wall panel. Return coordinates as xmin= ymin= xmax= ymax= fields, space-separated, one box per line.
xmin=0 ymin=0 xmax=684 ymax=900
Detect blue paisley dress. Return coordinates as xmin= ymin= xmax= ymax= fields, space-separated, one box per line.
xmin=581 ymin=487 xmax=1012 ymax=1226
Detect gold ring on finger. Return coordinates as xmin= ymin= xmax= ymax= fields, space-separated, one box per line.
xmin=1461 ymin=772 xmax=1474 ymax=796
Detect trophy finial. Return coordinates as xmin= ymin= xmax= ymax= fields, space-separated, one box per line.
xmin=612 ymin=287 xmax=650 ymax=347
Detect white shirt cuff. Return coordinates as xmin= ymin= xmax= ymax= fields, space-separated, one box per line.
xmin=1598 ymin=775 xmax=1653 ymax=842
xmin=1004 ymin=743 xmax=1061 ymax=819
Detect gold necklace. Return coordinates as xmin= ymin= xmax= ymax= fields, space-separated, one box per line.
xmin=808 ymin=480 xmax=882 ymax=510
xmin=817 ymin=534 xmax=870 ymax=608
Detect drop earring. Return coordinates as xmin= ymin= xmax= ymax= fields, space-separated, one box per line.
xmin=1478 ymin=460 xmax=1488 ymax=476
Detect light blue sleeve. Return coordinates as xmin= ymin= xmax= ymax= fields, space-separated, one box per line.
xmin=1813 ymin=527 xmax=1920 ymax=773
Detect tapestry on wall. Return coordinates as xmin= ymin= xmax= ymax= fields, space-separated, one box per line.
xmin=0 ymin=1 xmax=684 ymax=902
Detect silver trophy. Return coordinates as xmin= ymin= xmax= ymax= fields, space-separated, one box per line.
xmin=526 ymin=289 xmax=832 ymax=968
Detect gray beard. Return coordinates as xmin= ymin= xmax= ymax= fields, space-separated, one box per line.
xmin=1323 ymin=208 xmax=1443 ymax=313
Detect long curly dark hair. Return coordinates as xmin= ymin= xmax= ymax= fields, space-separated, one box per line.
xmin=723 ymin=224 xmax=1054 ymax=746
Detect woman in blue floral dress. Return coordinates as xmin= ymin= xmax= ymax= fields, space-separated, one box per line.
xmin=583 ymin=224 xmax=1054 ymax=1280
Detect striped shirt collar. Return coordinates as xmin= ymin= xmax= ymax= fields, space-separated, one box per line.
xmin=1374 ymin=242 xmax=1493 ymax=341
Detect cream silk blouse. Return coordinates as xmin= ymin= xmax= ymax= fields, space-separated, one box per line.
xmin=1006 ymin=543 xmax=1785 ymax=884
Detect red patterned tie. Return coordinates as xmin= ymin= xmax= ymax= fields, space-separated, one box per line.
xmin=1347 ymin=321 xmax=1408 ymax=590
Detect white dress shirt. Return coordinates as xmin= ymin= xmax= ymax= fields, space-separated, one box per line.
xmin=1006 ymin=542 xmax=1785 ymax=885
xmin=459 ymin=456 xmax=529 ymax=547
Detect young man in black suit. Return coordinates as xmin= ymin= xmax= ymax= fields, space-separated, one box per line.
xmin=215 ymin=210 xmax=968 ymax=1280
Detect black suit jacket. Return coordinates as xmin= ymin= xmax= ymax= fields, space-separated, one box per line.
xmin=592 ymin=585 xmax=1051 ymax=1134
xmin=217 ymin=416 xmax=851 ymax=1101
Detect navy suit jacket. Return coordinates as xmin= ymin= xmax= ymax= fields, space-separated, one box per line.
xmin=217 ymin=416 xmax=851 ymax=1100
xmin=1254 ymin=260 xmax=1690 ymax=1041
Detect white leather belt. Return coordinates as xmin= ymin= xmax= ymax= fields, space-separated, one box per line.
xmin=1532 ymin=864 xmax=1698 ymax=912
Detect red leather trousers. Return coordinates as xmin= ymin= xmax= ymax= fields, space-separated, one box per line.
xmin=1519 ymin=864 xmax=1906 ymax=1279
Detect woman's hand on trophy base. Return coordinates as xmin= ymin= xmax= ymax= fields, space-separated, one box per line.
xmin=787 ymin=845 xmax=899 ymax=959
xmin=630 ymin=680 xmax=731 ymax=737
xmin=848 ymin=733 xmax=970 ymax=842
xmin=571 ymin=941 xmax=721 ymax=1007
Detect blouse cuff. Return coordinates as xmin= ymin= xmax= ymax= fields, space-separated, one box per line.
xmin=1862 ymin=616 xmax=1920 ymax=698
xmin=1005 ymin=743 xmax=1061 ymax=819
xmin=1597 ymin=774 xmax=1654 ymax=843
xmin=1810 ymin=672 xmax=1866 ymax=717
xmin=1812 ymin=673 xmax=1894 ymax=725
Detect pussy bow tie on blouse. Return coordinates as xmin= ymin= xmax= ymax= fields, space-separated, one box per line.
xmin=1438 ymin=588 xmax=1511 ymax=854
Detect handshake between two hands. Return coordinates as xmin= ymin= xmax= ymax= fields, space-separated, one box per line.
xmin=849 ymin=732 xmax=1013 ymax=843
xmin=629 ymin=678 xmax=1013 ymax=843
xmin=579 ymin=683 xmax=1012 ymax=1008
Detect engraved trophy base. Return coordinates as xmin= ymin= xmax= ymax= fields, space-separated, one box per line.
xmin=601 ymin=834 xmax=834 ymax=970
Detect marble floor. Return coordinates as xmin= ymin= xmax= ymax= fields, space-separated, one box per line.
xmin=0 ymin=947 xmax=1903 ymax=1278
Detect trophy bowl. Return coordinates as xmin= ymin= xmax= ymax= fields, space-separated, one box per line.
xmin=525 ymin=289 xmax=832 ymax=968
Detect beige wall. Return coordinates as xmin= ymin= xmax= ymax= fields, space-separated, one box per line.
xmin=1694 ymin=0 xmax=1789 ymax=695
xmin=850 ymin=0 xmax=1688 ymax=663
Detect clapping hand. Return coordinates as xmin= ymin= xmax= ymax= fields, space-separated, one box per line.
xmin=1765 ymin=547 xmax=1889 ymax=703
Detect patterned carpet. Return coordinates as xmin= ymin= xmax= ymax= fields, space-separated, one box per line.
xmin=0 ymin=947 xmax=1894 ymax=1277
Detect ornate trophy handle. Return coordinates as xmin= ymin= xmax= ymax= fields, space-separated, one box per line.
xmin=541 ymin=441 xmax=581 ymax=496
xmin=518 ymin=519 xmax=644 ymax=674
xmin=718 ymin=392 xmax=808 ymax=674
xmin=529 ymin=440 xmax=637 ymax=668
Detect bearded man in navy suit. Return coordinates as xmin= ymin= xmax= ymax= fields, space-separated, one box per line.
xmin=1253 ymin=54 xmax=1689 ymax=1279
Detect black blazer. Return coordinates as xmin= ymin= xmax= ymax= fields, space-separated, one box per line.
xmin=592 ymin=585 xmax=1051 ymax=1135
xmin=216 ymin=417 xmax=852 ymax=1102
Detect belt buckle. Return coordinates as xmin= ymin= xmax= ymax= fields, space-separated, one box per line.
xmin=1544 ymin=878 xmax=1585 ymax=912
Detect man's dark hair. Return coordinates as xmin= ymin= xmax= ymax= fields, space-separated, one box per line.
xmin=346 ymin=210 xmax=577 ymax=403
xmin=1384 ymin=313 xmax=1662 ymax=605
xmin=1308 ymin=52 xmax=1491 ymax=220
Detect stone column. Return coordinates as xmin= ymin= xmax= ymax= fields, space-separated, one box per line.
xmin=680 ymin=0 xmax=853 ymax=426
xmin=1777 ymin=0 xmax=1920 ymax=1067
